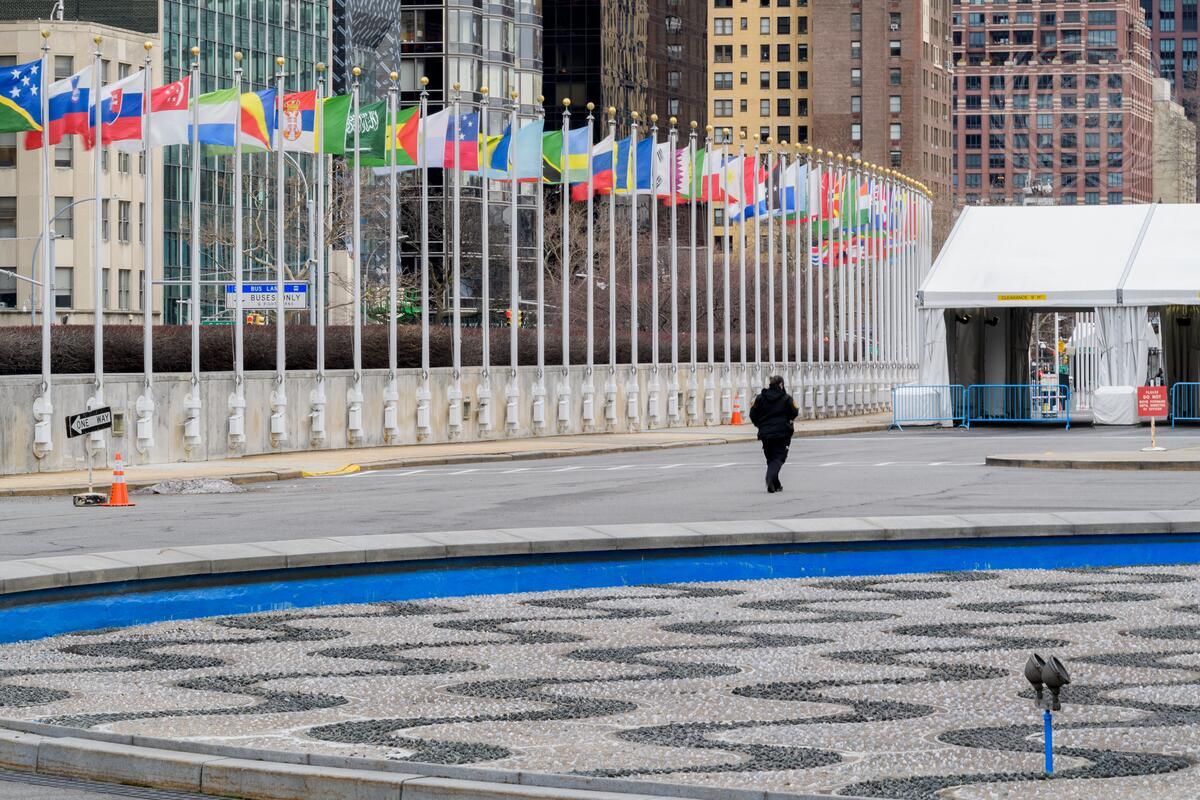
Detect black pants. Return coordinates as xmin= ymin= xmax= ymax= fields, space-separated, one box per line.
xmin=761 ymin=436 xmax=792 ymax=490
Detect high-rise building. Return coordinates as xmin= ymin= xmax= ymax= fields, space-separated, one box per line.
xmin=0 ymin=20 xmax=163 ymax=327
xmin=1153 ymin=76 xmax=1197 ymax=201
xmin=1137 ymin=0 xmax=1200 ymax=192
xmin=951 ymin=0 xmax=1154 ymax=208
xmin=811 ymin=0 xmax=954 ymax=237
xmin=707 ymin=0 xmax=811 ymax=147
xmin=543 ymin=0 xmax=705 ymax=133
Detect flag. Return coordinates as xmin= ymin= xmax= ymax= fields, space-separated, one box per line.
xmin=570 ymin=133 xmax=614 ymax=200
xmin=450 ymin=111 xmax=479 ymax=170
xmin=25 ymin=65 xmax=86 ymax=148
xmin=192 ymin=87 xmax=275 ymax=151
xmin=421 ymin=107 xmax=452 ymax=168
xmin=280 ymin=90 xmax=316 ymax=152
xmin=565 ymin=126 xmax=590 ymax=182
xmin=347 ymin=100 xmax=413 ymax=166
xmin=480 ymin=133 xmax=507 ymax=179
xmin=541 ymin=129 xmax=563 ymax=183
xmin=631 ymin=137 xmax=653 ymax=194
xmin=490 ymin=120 xmax=543 ymax=181
xmin=779 ymin=161 xmax=809 ymax=220
xmin=316 ymin=94 xmax=350 ymax=154
xmin=115 ymin=76 xmax=189 ymax=151
xmin=652 ymin=141 xmax=674 ymax=198
xmin=382 ymin=103 xmax=420 ymax=165
xmin=0 ymin=58 xmax=43 ymax=134
xmin=98 ymin=70 xmax=145 ymax=146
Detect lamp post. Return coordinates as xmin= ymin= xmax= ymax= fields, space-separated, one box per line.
xmin=1024 ymin=652 xmax=1071 ymax=775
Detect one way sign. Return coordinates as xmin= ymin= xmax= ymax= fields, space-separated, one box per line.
xmin=66 ymin=407 xmax=112 ymax=438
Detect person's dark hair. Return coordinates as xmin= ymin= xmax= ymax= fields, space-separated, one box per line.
xmin=769 ymin=375 xmax=785 ymax=390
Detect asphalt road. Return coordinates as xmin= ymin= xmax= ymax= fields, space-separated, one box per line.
xmin=4 ymin=427 xmax=1200 ymax=561
xmin=0 ymin=770 xmax=225 ymax=799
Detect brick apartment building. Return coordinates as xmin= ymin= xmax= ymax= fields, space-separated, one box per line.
xmin=1139 ymin=0 xmax=1200 ymax=194
xmin=708 ymin=0 xmax=954 ymax=239
xmin=951 ymin=0 xmax=1155 ymax=207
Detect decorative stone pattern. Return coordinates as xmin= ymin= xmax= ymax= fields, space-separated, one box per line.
xmin=0 ymin=568 xmax=1198 ymax=799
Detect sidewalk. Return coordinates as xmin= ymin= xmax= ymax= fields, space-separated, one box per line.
xmin=0 ymin=413 xmax=890 ymax=497
xmin=987 ymin=445 xmax=1200 ymax=471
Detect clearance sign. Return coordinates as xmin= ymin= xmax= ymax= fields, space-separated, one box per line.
xmin=996 ymin=294 xmax=1047 ymax=302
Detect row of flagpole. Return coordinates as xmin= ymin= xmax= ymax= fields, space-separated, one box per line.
xmin=23 ymin=42 xmax=935 ymax=456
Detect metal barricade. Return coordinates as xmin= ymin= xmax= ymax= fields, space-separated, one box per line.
xmin=1170 ymin=382 xmax=1200 ymax=427
xmin=890 ymin=385 xmax=966 ymax=430
xmin=965 ymin=384 xmax=1071 ymax=430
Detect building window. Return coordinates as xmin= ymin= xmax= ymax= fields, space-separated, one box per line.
xmin=667 ymin=71 xmax=681 ymax=90
xmin=54 ymin=142 xmax=71 ymax=168
xmin=118 ymin=269 xmax=131 ymax=311
xmin=55 ymin=266 xmax=72 ymax=308
xmin=54 ymin=197 xmax=73 ymax=238
xmin=889 ymin=68 xmax=901 ymax=86
xmin=797 ymin=70 xmax=808 ymax=89
xmin=715 ymin=17 xmax=733 ymax=35
xmin=1108 ymin=192 xmax=1123 ymax=204
xmin=889 ymin=123 xmax=901 ymax=140
xmin=889 ymin=150 xmax=902 ymax=167
xmin=102 ymin=268 xmax=109 ymax=309
xmin=53 ymin=55 xmax=73 ymax=80
xmin=138 ymin=202 xmax=145 ymax=244
xmin=889 ymin=96 xmax=901 ymax=113
xmin=0 ymin=196 xmax=15 ymax=238
xmin=851 ymin=12 xmax=861 ymax=31
xmin=776 ymin=44 xmax=791 ymax=62
xmin=851 ymin=68 xmax=861 ymax=86
xmin=851 ymin=40 xmax=861 ymax=60
xmin=715 ymin=72 xmax=733 ymax=90
xmin=760 ymin=16 xmax=770 ymax=35
xmin=777 ymin=98 xmax=791 ymax=116
xmin=714 ymin=99 xmax=733 ymax=117
xmin=889 ymin=40 xmax=901 ymax=57
xmin=740 ymin=99 xmax=748 ymax=113
xmin=890 ymin=12 xmax=901 ymax=31
xmin=0 ymin=133 xmax=15 ymax=168
xmin=777 ymin=71 xmax=790 ymax=90
xmin=740 ymin=72 xmax=748 ymax=85
xmin=760 ymin=99 xmax=770 ymax=117
xmin=118 ymin=151 xmax=130 ymax=173
xmin=760 ymin=71 xmax=770 ymax=89
xmin=714 ymin=45 xmax=733 ymax=63
xmin=851 ymin=95 xmax=861 ymax=113
xmin=760 ymin=44 xmax=771 ymax=62
xmin=851 ymin=123 xmax=862 ymax=141
xmin=714 ymin=127 xmax=732 ymax=144
xmin=0 ymin=267 xmax=15 ymax=308
xmin=101 ymin=199 xmax=110 ymax=241
xmin=118 ymin=201 xmax=130 ymax=243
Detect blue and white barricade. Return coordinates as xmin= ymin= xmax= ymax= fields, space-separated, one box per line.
xmin=890 ymin=384 xmax=966 ymax=430
xmin=965 ymin=384 xmax=1071 ymax=429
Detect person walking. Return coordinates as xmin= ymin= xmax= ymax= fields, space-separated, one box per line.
xmin=749 ymin=375 xmax=799 ymax=493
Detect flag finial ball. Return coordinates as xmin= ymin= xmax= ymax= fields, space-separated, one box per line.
xmin=316 ymin=62 xmax=325 ymax=72
xmin=453 ymin=82 xmax=461 ymax=91
xmin=389 ymin=71 xmax=398 ymax=81
xmin=537 ymin=94 xmax=544 ymax=104
xmin=352 ymin=66 xmax=361 ymax=78
xmin=651 ymin=113 xmax=658 ymax=124
xmin=705 ymin=124 xmax=713 ymax=133
xmin=586 ymin=102 xmax=594 ymax=111
xmin=563 ymin=98 xmax=571 ymax=107
xmin=631 ymin=111 xmax=639 ymax=120
xmin=669 ymin=116 xmax=677 ymax=126
xmin=690 ymin=120 xmax=698 ymax=129
xmin=276 ymin=56 xmax=285 ymax=67
xmin=190 ymin=46 xmax=199 ymax=57
xmin=94 ymin=35 xmax=102 ymax=45
xmin=144 ymin=41 xmax=153 ymax=51
xmin=421 ymin=76 xmax=430 ymax=87
xmin=40 ymin=29 xmax=49 ymax=39
xmin=510 ymin=89 xmax=518 ymax=99
xmin=234 ymin=51 xmax=243 ymax=62
xmin=766 ymin=136 xmax=773 ymax=144
xmin=480 ymin=86 xmax=489 ymax=95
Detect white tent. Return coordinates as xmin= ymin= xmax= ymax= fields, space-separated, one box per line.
xmin=918 ymin=204 xmax=1200 ymax=423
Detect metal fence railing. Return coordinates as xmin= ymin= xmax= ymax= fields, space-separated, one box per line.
xmin=889 ymin=385 xmax=967 ymax=430
xmin=965 ymin=384 xmax=1071 ymax=429
xmin=1171 ymin=382 xmax=1200 ymax=427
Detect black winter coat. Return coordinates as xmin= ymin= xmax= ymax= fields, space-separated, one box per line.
xmin=749 ymin=387 xmax=799 ymax=441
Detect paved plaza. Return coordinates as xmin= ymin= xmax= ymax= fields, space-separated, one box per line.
xmin=0 ymin=566 xmax=1198 ymax=799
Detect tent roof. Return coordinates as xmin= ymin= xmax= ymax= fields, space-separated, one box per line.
xmin=1121 ymin=205 xmax=1200 ymax=305
xmin=920 ymin=204 xmax=1162 ymax=309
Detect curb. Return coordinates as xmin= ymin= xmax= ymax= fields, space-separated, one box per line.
xmin=0 ymin=421 xmax=888 ymax=499
xmin=1 ymin=510 xmax=1197 ymax=598
xmin=986 ymin=454 xmax=1200 ymax=471
xmin=0 ymin=721 xmax=860 ymax=800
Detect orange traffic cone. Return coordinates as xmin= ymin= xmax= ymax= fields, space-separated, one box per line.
xmin=730 ymin=397 xmax=744 ymax=425
xmin=101 ymin=452 xmax=136 ymax=507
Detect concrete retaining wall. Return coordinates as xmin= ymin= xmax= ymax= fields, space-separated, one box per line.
xmin=0 ymin=361 xmax=912 ymax=475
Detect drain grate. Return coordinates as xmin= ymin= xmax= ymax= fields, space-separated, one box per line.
xmin=0 ymin=769 xmax=232 ymax=799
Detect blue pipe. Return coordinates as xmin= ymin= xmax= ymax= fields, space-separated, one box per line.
xmin=1044 ymin=709 xmax=1053 ymax=774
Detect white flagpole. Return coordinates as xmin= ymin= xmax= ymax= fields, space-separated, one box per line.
xmin=228 ymin=51 xmax=245 ymax=445
xmin=184 ymin=46 xmax=202 ymax=448
xmin=837 ymin=155 xmax=846 ymax=370
xmin=687 ymin=122 xmax=699 ymax=422
xmin=136 ymin=40 xmax=156 ymax=453
xmin=533 ymin=93 xmax=546 ymax=430
xmin=703 ymin=127 xmax=716 ymax=424
xmin=505 ymin=87 xmax=519 ymax=431
xmin=88 ymin=35 xmax=105 ymax=456
xmin=311 ymin=61 xmax=326 ymax=442
xmin=271 ymin=55 xmax=288 ymax=444
xmin=33 ymin=30 xmax=53 ymax=459
xmin=798 ymin=145 xmax=809 ymax=369
xmin=417 ymin=77 xmax=431 ymax=437
xmin=627 ymin=111 xmax=640 ymax=425
xmin=449 ymin=83 xmax=463 ymax=434
xmin=383 ymin=71 xmax=399 ymax=441
xmin=779 ymin=146 xmax=788 ymax=369
xmin=734 ymin=138 xmax=744 ymax=422
xmin=767 ymin=140 xmax=776 ymax=372
xmin=815 ymin=150 xmax=825 ymax=372
xmin=478 ymin=86 xmax=492 ymax=431
xmin=347 ymin=66 xmax=363 ymax=442
xmin=558 ymin=97 xmax=571 ymax=429
xmin=652 ymin=112 xmax=662 ymax=424
xmin=754 ymin=139 xmax=764 ymax=382
xmin=582 ymin=102 xmax=595 ymax=427
xmin=606 ymin=107 xmax=617 ymax=425
xmin=668 ymin=117 xmax=680 ymax=424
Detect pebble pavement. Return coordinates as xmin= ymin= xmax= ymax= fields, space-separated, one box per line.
xmin=0 ymin=566 xmax=1198 ymax=799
